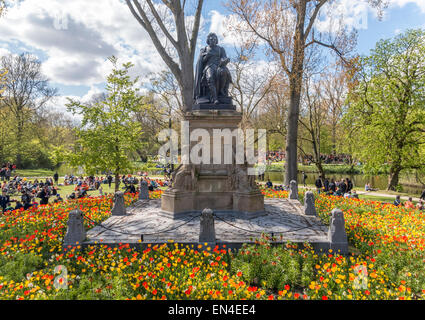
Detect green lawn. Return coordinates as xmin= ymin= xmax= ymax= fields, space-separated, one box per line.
xmin=14 ymin=169 xmax=56 ymax=177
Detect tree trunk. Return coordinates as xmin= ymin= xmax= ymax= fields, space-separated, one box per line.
xmin=181 ymin=81 xmax=194 ymax=113
xmin=387 ymin=165 xmax=401 ymax=191
xmin=315 ymin=162 xmax=325 ymax=181
xmin=284 ymin=83 xmax=301 ymax=185
xmin=115 ymin=171 xmax=120 ymax=193
xmin=284 ymin=1 xmax=306 ymax=186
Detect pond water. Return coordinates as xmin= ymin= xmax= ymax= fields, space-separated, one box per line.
xmin=148 ymin=168 xmax=424 ymax=195
xmin=263 ymin=172 xmax=424 ymax=195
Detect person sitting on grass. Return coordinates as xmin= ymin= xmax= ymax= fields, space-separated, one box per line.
xmin=124 ymin=183 xmax=136 ymax=194
xmin=404 ymin=197 xmax=415 ymax=209
xmin=266 ymin=179 xmax=273 ymax=189
xmin=394 ymin=195 xmax=401 ymax=206
xmin=4 ymin=202 xmax=14 ymax=212
xmin=365 ymin=183 xmax=379 ymax=191
xmin=416 ymin=199 xmax=424 ymax=211
xmin=14 ymin=200 xmax=24 ymax=210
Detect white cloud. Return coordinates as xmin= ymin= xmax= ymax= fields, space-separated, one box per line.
xmin=315 ymin=1 xmax=372 ymax=32
xmin=390 ymin=0 xmax=425 ymax=13
xmin=0 ymin=0 xmax=166 ymax=87
xmin=208 ymin=10 xmax=264 ymax=48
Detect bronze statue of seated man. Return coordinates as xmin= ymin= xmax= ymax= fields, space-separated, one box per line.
xmin=194 ymin=33 xmax=232 ymax=107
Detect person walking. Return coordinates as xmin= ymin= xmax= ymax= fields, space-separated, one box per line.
xmin=107 ymin=174 xmax=113 ymax=189
xmin=302 ymin=171 xmax=307 ymax=187
xmin=53 ymin=172 xmax=59 ymax=185
xmin=420 ymin=189 xmax=425 ymax=201
xmin=315 ymin=176 xmax=323 ymax=194
xmin=346 ymin=178 xmax=353 ymax=193
xmin=5 ymin=168 xmax=11 ymax=182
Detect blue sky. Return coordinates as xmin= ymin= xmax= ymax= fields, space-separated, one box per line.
xmin=356 ymin=2 xmax=425 ymax=54
xmin=0 ymin=0 xmax=424 ymax=109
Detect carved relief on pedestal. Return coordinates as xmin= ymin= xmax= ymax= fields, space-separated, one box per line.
xmin=170 ymin=164 xmax=198 ymax=192
xmin=228 ymin=163 xmax=258 ymax=193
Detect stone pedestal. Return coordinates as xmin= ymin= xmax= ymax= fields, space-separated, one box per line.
xmin=328 ymin=208 xmax=349 ymax=255
xmin=139 ymin=180 xmax=149 ymax=200
xmin=161 ymin=109 xmax=264 ymax=215
xmin=233 ymin=191 xmax=264 ymax=213
xmin=199 ymin=208 xmax=216 ymax=243
xmin=112 ymin=191 xmax=126 ymax=216
xmin=64 ymin=209 xmax=86 ymax=247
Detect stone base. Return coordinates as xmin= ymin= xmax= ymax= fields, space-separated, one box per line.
xmin=161 ymin=191 xmax=194 ymax=214
xmin=233 ymin=191 xmax=264 ymax=213
xmin=192 ymin=103 xmax=236 ymax=111
xmin=161 ymin=190 xmax=264 ymax=215
xmin=161 ymin=109 xmax=265 ymax=215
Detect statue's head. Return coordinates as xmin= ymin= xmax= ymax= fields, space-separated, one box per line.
xmin=206 ymin=33 xmax=218 ymax=46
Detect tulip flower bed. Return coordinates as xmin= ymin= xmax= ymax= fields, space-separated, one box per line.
xmin=0 ymin=188 xmax=424 ymax=300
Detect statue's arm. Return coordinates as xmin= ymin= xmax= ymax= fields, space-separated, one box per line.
xmin=221 ymin=47 xmax=227 ymax=59
xmin=220 ymin=47 xmax=230 ymax=66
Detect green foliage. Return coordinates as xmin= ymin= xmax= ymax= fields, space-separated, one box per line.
xmin=0 ymin=252 xmax=43 ymax=282
xmin=65 ymin=57 xmax=145 ymax=181
xmin=231 ymin=239 xmax=315 ymax=291
xmin=345 ymin=29 xmax=425 ymax=188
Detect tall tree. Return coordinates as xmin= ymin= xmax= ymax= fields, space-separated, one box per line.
xmin=226 ymin=0 xmax=387 ymax=184
xmin=0 ymin=53 xmax=57 ymax=168
xmin=125 ymin=0 xmax=204 ymax=113
xmin=66 ymin=57 xmax=145 ymax=192
xmin=345 ymin=29 xmax=425 ymax=191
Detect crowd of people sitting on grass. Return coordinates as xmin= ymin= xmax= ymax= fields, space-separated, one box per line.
xmin=302 ymin=154 xmax=354 ymax=165
xmin=0 ymin=172 xmax=171 ymax=214
xmin=265 ymin=152 xmax=356 ymax=165
xmin=264 ymin=174 xmax=425 ymax=210
xmin=266 ymin=151 xmax=285 ymax=162
xmin=0 ymin=163 xmax=17 ymax=181
xmin=313 ymin=176 xmax=357 ymax=198
xmin=0 ymin=179 xmax=62 ymax=213
xmin=393 ymin=195 xmax=425 ymax=210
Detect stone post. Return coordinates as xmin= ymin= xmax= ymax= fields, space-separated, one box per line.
xmin=289 ymin=180 xmax=298 ymax=200
xmin=199 ymin=208 xmax=216 ymax=244
xmin=328 ymin=208 xmax=349 ymax=255
xmin=111 ymin=191 xmax=126 ymax=216
xmin=139 ymin=180 xmax=149 ymax=200
xmin=304 ymin=191 xmax=317 ymax=216
xmin=63 ymin=209 xmax=86 ymax=247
